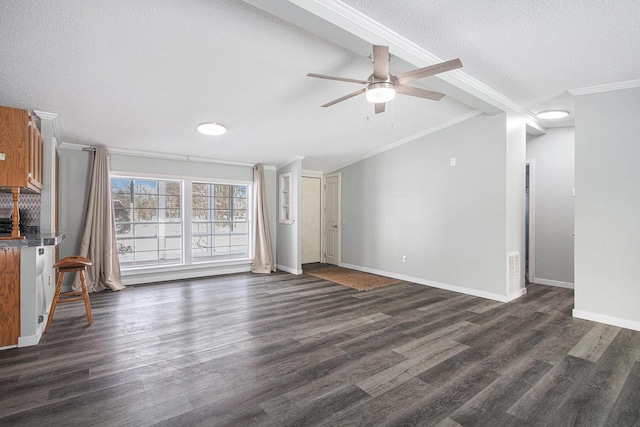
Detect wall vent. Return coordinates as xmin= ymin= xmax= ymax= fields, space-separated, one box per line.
xmin=507 ymin=251 xmax=521 ymax=292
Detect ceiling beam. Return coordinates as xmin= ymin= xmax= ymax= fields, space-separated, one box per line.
xmin=244 ymin=0 xmax=546 ymax=135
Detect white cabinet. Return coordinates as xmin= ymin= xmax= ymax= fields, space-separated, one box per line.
xmin=19 ymin=245 xmax=55 ymax=347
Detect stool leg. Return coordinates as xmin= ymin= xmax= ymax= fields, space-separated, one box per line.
xmin=45 ymin=271 xmax=65 ymax=332
xmin=79 ymin=270 xmax=93 ymax=325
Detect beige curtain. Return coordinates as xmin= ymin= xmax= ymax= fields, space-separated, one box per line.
xmin=74 ymin=146 xmax=125 ymax=292
xmin=252 ymin=164 xmax=276 ymax=273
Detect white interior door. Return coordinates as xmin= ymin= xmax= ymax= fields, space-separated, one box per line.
xmin=301 ymin=176 xmax=321 ymax=264
xmin=324 ymin=174 xmax=339 ymax=265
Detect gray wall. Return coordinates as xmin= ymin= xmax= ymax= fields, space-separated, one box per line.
xmin=58 ymin=149 xmax=93 ymax=262
xmin=276 ymin=159 xmax=302 ymax=274
xmin=574 ymin=87 xmax=640 ymax=328
xmin=58 ymin=148 xmax=271 ymax=284
xmin=526 ymin=127 xmax=575 ymax=286
xmin=338 ymin=113 xmax=525 ymax=300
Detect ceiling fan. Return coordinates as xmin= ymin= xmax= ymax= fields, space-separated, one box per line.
xmin=307 ymin=45 xmax=462 ymax=114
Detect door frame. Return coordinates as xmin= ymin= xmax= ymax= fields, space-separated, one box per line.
xmin=526 ymin=159 xmax=536 ymax=284
xmin=323 ymin=172 xmax=341 ymax=265
xmin=301 ymin=172 xmax=323 ymax=264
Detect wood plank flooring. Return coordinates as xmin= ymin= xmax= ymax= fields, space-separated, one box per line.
xmin=1 ymin=266 xmax=639 ymax=426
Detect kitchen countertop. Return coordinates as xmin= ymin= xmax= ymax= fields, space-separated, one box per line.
xmin=0 ymin=232 xmax=65 ymax=248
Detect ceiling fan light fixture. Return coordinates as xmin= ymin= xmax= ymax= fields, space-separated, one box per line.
xmin=366 ymin=82 xmax=396 ymax=103
xmin=196 ymin=122 xmax=226 ymax=136
xmin=536 ymin=110 xmax=569 ymax=120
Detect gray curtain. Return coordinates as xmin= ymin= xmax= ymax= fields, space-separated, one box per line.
xmin=74 ymin=146 xmax=125 ymax=292
xmin=252 ymin=164 xmax=276 ymax=273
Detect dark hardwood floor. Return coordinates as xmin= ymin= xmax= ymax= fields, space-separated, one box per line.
xmin=1 ymin=266 xmax=639 ymax=426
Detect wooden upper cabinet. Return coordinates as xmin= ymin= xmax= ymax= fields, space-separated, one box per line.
xmin=0 ymin=105 xmax=43 ymax=193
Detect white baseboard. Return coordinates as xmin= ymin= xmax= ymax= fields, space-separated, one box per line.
xmin=277 ymin=264 xmax=303 ymax=275
xmin=573 ymin=309 xmax=640 ymax=332
xmin=506 ymin=287 xmax=528 ymax=302
xmin=339 ymin=262 xmax=524 ymax=303
xmin=122 ymin=261 xmax=252 ymax=285
xmin=0 ymin=344 xmax=18 ymax=350
xmin=18 ymin=333 xmax=41 ymax=347
xmin=532 ymin=278 xmax=574 ymax=289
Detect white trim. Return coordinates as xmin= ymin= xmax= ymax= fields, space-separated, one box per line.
xmin=110 ymin=171 xmax=253 ymax=186
xmin=276 ymin=155 xmax=305 ymax=170
xmin=18 ymin=334 xmax=41 ymax=347
xmin=0 ymin=344 xmax=18 ymax=350
xmin=573 ymin=309 xmax=640 ymax=332
xmin=121 ymin=260 xmax=253 ymax=285
xmin=277 ymin=264 xmax=303 ymax=275
xmin=532 ymin=278 xmax=574 ymax=289
xmin=569 ymin=79 xmax=640 ymax=96
xmin=302 ymin=169 xmax=324 ymax=177
xmin=324 ymin=172 xmax=341 ymax=265
xmin=58 ymin=142 xmax=262 ymax=168
xmin=526 ymin=159 xmax=536 ymax=284
xmin=339 ymin=262 xmax=526 ymax=303
xmin=328 ymin=111 xmax=483 ymax=173
xmin=33 ymin=110 xmax=61 ymax=144
xmin=287 ymin=0 xmax=545 ymax=134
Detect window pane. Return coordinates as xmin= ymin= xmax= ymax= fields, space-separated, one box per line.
xmin=214 ymin=210 xmax=230 ymax=221
xmin=113 ymin=177 xmax=182 ymax=268
xmin=190 ymin=182 xmax=250 ymax=262
xmin=233 ymin=222 xmax=247 ymax=232
xmin=233 ymin=186 xmax=247 ymax=198
xmin=214 ymin=223 xmax=230 ymax=233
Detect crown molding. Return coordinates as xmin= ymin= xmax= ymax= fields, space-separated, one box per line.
xmin=58 ymin=142 xmax=259 ymax=167
xmin=569 ymin=79 xmax=640 ymax=96
xmin=289 ymin=0 xmax=544 ymax=134
xmin=33 ymin=110 xmax=61 ymax=145
xmin=327 ymin=110 xmax=482 ymax=173
xmin=276 ymin=155 xmax=306 ymax=170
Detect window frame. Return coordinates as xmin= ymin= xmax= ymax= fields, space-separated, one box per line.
xmin=111 ymin=174 xmax=253 ymax=271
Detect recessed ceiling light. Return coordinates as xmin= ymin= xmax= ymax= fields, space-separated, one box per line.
xmin=537 ymin=110 xmax=569 ymax=120
xmin=196 ymin=122 xmax=226 ymax=136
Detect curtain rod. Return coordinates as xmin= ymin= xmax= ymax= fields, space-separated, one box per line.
xmin=82 ymin=146 xmax=97 ymax=152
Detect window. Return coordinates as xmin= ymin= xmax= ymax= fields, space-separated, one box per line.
xmin=111 ymin=176 xmax=251 ymax=269
xmin=192 ymin=183 xmax=249 ymax=261
xmin=112 ymin=178 xmax=182 ymax=268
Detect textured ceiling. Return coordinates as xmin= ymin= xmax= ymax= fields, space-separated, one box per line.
xmin=0 ymin=0 xmax=638 ymax=172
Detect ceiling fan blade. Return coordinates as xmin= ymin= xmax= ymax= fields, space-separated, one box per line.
xmin=395 ymin=85 xmax=445 ymax=101
xmin=374 ymin=103 xmax=385 ymax=114
xmin=372 ymin=45 xmax=389 ymax=81
xmin=394 ymin=58 xmax=463 ymax=85
xmin=321 ymin=88 xmax=366 ymax=108
xmin=307 ymin=73 xmax=369 ymax=85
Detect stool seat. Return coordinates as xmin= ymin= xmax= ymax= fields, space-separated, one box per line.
xmin=46 ymin=256 xmax=93 ymax=332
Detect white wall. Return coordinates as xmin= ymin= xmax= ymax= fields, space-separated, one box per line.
xmin=276 ymin=159 xmax=302 ymax=274
xmin=574 ymin=87 xmax=640 ymax=331
xmin=338 ymin=113 xmax=526 ymax=301
xmin=505 ymin=114 xmax=527 ymax=290
xmin=526 ymin=127 xmax=575 ymax=287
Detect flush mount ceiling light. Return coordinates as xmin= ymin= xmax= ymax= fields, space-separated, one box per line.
xmin=365 ymin=81 xmax=396 ymax=104
xmin=196 ymin=122 xmax=226 ymax=136
xmin=537 ymin=110 xmax=569 ymax=120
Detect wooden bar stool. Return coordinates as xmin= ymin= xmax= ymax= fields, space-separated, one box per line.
xmin=45 ymin=256 xmax=93 ymax=332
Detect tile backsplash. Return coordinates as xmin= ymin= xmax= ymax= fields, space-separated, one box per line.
xmin=0 ymin=192 xmax=40 ymax=226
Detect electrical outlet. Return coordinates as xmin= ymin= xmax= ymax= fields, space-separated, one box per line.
xmin=402 ymin=255 xmax=407 ymax=263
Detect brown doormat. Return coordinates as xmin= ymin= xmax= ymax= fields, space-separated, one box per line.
xmin=306 ymin=266 xmax=400 ymax=291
